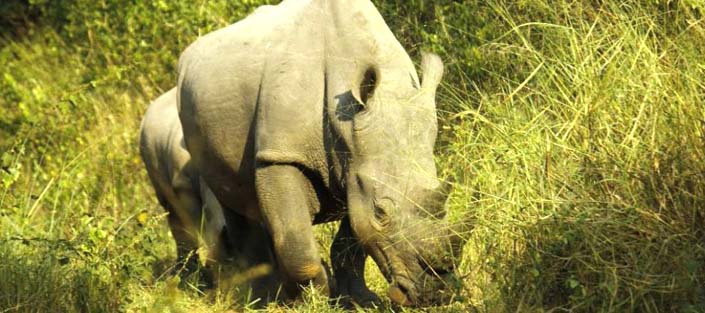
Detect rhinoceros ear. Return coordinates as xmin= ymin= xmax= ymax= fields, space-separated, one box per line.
xmin=351 ymin=64 xmax=380 ymax=107
xmin=420 ymin=52 xmax=444 ymax=92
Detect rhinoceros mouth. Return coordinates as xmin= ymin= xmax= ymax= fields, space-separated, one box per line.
xmin=385 ymin=256 xmax=423 ymax=306
xmin=369 ymin=236 xmax=453 ymax=306
xmin=388 ymin=282 xmax=414 ymax=306
xmin=388 ymin=257 xmax=459 ymax=307
xmin=366 ymin=242 xmax=419 ymax=305
xmin=386 ymin=263 xmax=419 ymax=306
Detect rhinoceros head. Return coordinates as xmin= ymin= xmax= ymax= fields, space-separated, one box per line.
xmin=334 ymin=53 xmax=470 ymax=306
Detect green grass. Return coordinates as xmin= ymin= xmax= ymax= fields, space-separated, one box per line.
xmin=1 ymin=0 xmax=704 ymax=312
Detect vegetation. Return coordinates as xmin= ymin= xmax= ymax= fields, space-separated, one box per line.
xmin=1 ymin=0 xmax=704 ymax=312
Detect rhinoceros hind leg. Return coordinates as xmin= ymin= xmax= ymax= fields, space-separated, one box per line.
xmin=330 ymin=217 xmax=382 ymax=308
xmin=161 ymin=184 xmax=212 ymax=288
xmin=255 ymin=164 xmax=331 ymax=298
xmin=218 ymin=208 xmax=282 ymax=305
xmin=165 ymin=210 xmax=201 ymax=275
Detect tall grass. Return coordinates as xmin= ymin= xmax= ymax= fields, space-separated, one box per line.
xmin=435 ymin=1 xmax=705 ymax=311
xmin=1 ymin=0 xmax=704 ymax=312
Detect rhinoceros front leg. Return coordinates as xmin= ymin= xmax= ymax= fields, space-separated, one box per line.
xmin=255 ymin=164 xmax=330 ymax=298
xmin=331 ymin=217 xmax=382 ymax=308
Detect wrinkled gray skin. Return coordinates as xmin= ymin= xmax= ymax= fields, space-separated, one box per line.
xmin=140 ymin=89 xmax=282 ymax=301
xmin=139 ymin=88 xmax=228 ymax=272
xmin=177 ymin=0 xmax=468 ymax=307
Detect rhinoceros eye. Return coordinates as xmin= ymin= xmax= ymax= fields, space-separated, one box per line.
xmin=374 ymin=198 xmax=394 ymax=225
xmin=374 ymin=205 xmax=387 ymax=221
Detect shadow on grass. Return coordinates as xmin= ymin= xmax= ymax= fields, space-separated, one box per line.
xmin=0 ymin=240 xmax=122 ymax=313
xmin=496 ymin=203 xmax=705 ymax=312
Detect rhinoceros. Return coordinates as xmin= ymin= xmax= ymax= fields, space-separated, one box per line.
xmin=176 ymin=0 xmax=469 ymax=307
xmin=140 ymin=88 xmax=282 ymax=297
xmin=139 ymin=88 xmax=228 ymax=273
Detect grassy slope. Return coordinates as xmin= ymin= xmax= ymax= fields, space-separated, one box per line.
xmin=1 ymin=1 xmax=704 ymax=312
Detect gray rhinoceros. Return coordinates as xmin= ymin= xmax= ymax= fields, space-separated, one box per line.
xmin=177 ymin=0 xmax=468 ymax=307
xmin=139 ymin=88 xmax=228 ymax=272
xmin=140 ymin=88 xmax=281 ymax=297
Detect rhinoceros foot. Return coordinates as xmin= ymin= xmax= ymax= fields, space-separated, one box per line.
xmin=332 ymin=279 xmax=382 ymax=309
